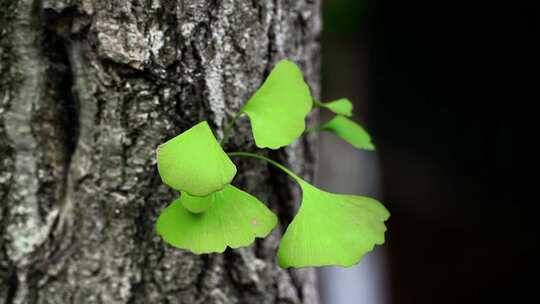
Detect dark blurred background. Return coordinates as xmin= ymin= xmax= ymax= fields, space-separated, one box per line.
xmin=317 ymin=0 xmax=527 ymax=303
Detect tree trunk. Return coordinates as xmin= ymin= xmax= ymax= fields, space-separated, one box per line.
xmin=0 ymin=0 xmax=321 ymax=303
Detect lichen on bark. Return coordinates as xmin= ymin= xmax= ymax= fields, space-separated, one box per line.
xmin=1 ymin=0 xmax=321 ymax=303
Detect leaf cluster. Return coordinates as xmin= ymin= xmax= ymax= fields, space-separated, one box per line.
xmin=155 ymin=60 xmax=389 ymax=268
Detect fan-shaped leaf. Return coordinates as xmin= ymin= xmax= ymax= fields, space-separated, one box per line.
xmin=242 ymin=60 xmax=312 ymax=149
xmin=320 ymin=115 xmax=375 ymax=150
xmin=278 ymin=181 xmax=389 ymax=268
xmin=227 ymin=151 xmax=389 ymax=268
xmin=156 ymin=185 xmax=278 ymax=254
xmin=315 ymin=98 xmax=353 ymax=116
xmin=157 ymin=121 xmax=237 ymax=196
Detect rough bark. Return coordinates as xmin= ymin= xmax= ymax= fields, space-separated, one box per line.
xmin=0 ymin=0 xmax=321 ymax=303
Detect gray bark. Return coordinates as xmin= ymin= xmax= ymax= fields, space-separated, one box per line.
xmin=0 ymin=0 xmax=321 ymax=303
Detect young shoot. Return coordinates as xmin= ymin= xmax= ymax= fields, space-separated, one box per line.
xmin=155 ymin=59 xmax=389 ymax=268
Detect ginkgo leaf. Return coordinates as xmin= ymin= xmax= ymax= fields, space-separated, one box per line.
xmin=278 ymin=181 xmax=390 ymax=268
xmin=157 ymin=121 xmax=237 ymax=196
xmin=156 ymin=185 xmax=278 ymax=254
xmin=320 ymin=115 xmax=375 ymax=150
xmin=241 ymin=60 xmax=312 ymax=149
xmin=227 ymin=151 xmax=390 ymax=269
xmin=315 ymin=98 xmax=353 ymax=116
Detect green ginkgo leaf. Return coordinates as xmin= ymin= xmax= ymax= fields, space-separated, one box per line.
xmin=242 ymin=60 xmax=313 ymax=149
xmin=156 ymin=185 xmax=278 ymax=254
xmin=320 ymin=115 xmax=375 ymax=150
xmin=314 ymin=98 xmax=353 ymax=116
xmin=157 ymin=121 xmax=237 ymax=196
xmin=227 ymin=152 xmax=389 ymax=269
xmin=278 ymin=181 xmax=390 ymax=268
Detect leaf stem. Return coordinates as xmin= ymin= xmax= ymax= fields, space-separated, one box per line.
xmin=312 ymin=98 xmax=324 ymax=107
xmin=228 ymin=152 xmax=302 ymax=183
xmin=304 ymin=126 xmax=320 ymax=133
xmin=220 ymin=111 xmax=243 ymax=146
